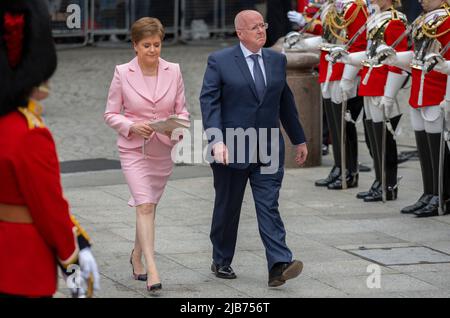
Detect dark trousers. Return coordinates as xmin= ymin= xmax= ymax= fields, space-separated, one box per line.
xmin=210 ymin=163 xmax=292 ymax=271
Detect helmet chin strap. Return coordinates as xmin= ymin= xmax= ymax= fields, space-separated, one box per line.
xmin=370 ymin=3 xmax=381 ymax=14
xmin=366 ymin=0 xmax=375 ymax=14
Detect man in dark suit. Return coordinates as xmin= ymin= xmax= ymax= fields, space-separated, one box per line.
xmin=200 ymin=10 xmax=308 ymax=287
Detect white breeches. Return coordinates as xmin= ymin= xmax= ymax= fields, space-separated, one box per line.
xmin=321 ymin=78 xmax=359 ymax=104
xmin=363 ymin=96 xmax=402 ymax=123
xmin=409 ymin=106 xmax=445 ymax=133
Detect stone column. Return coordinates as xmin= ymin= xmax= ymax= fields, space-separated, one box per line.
xmin=272 ymin=39 xmax=321 ymax=167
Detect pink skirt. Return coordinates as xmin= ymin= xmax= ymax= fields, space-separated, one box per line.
xmin=119 ymin=138 xmax=173 ymax=207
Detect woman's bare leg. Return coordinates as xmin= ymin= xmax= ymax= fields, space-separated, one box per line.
xmin=136 ymin=203 xmax=160 ymax=287
xmin=131 ymin=221 xmax=146 ymax=275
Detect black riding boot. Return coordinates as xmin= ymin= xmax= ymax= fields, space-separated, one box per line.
xmin=328 ymin=96 xmax=362 ymax=190
xmin=444 ymin=142 xmax=450 ymax=214
xmin=401 ymin=130 xmax=434 ymax=213
xmin=315 ymin=99 xmax=342 ymax=186
xmin=357 ymin=118 xmax=381 ymax=199
xmin=364 ymin=115 xmax=401 ymax=202
xmin=415 ymin=133 xmax=441 ymax=217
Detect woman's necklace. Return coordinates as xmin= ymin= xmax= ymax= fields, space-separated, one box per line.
xmin=141 ymin=62 xmax=158 ymax=76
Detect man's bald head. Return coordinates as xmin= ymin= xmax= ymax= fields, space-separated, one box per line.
xmin=234 ymin=10 xmax=264 ymax=30
xmin=234 ymin=10 xmax=267 ymax=52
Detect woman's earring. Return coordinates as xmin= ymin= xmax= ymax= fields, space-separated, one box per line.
xmin=38 ymin=83 xmax=50 ymax=94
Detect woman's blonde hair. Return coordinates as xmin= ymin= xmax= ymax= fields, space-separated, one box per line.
xmin=131 ymin=17 xmax=165 ymax=43
xmin=393 ymin=0 xmax=401 ymax=8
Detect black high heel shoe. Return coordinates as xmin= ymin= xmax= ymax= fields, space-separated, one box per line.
xmin=130 ymin=249 xmax=147 ymax=281
xmin=147 ymin=282 xmax=162 ymax=293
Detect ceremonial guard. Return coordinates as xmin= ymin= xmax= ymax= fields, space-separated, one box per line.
xmin=330 ymin=0 xmax=408 ymax=202
xmin=0 ymin=0 xmax=100 ymax=297
xmin=286 ymin=0 xmax=368 ymax=190
xmin=288 ymin=0 xmax=326 ymax=35
xmin=377 ymin=0 xmax=450 ymax=216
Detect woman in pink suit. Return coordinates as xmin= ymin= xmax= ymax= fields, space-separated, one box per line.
xmin=104 ymin=17 xmax=189 ymax=293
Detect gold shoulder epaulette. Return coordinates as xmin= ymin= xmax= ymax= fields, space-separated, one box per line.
xmin=17 ymin=99 xmax=45 ymax=129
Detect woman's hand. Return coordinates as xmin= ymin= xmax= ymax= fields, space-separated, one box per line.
xmin=130 ymin=122 xmax=154 ymax=139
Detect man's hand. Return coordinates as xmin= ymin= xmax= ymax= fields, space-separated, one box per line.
xmin=295 ymin=143 xmax=308 ymax=166
xmin=287 ymin=11 xmax=306 ymax=27
xmin=212 ymin=142 xmax=229 ymax=165
xmin=379 ymin=96 xmax=396 ymax=118
xmin=130 ymin=122 xmax=154 ymax=139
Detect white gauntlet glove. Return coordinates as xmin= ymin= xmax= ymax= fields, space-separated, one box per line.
xmin=340 ymin=78 xmax=355 ymax=97
xmin=377 ymin=45 xmax=414 ymax=72
xmin=285 ymin=33 xmax=322 ymax=50
xmin=375 ymin=44 xmax=397 ymax=65
xmin=287 ymin=11 xmax=306 ymax=26
xmin=442 ymin=75 xmax=450 ymax=121
xmin=424 ymin=53 xmax=450 ymax=74
xmin=380 ymin=71 xmax=407 ymax=118
xmin=340 ymin=64 xmax=360 ymax=98
xmin=71 ymin=248 xmax=100 ymax=298
xmin=328 ymin=46 xmax=349 ymax=63
xmin=441 ymin=99 xmax=450 ymax=122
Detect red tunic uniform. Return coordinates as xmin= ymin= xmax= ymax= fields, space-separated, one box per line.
xmin=319 ymin=0 xmax=368 ymax=83
xmin=302 ymin=4 xmax=324 ymax=35
xmin=409 ymin=4 xmax=450 ymax=108
xmin=0 ymin=102 xmax=88 ymax=297
xmin=359 ymin=9 xmax=408 ymax=96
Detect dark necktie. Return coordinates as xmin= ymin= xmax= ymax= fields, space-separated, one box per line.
xmin=250 ymin=54 xmax=266 ymax=101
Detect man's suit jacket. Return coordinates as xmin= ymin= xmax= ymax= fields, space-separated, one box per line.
xmin=104 ymin=57 xmax=189 ymax=149
xmin=200 ymin=44 xmax=306 ymax=169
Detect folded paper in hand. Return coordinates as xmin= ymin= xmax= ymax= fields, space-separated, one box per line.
xmin=147 ymin=115 xmax=190 ymax=134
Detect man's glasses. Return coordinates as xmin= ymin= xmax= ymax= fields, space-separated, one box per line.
xmin=240 ymin=22 xmax=269 ymax=32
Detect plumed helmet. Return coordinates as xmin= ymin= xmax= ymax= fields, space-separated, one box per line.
xmin=0 ymin=0 xmax=57 ymax=115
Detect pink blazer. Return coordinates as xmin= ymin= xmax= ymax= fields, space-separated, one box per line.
xmin=104 ymin=57 xmax=190 ymax=149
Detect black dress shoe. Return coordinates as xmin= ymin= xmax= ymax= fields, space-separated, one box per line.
xmin=358 ymin=163 xmax=371 ymax=172
xmin=356 ymin=180 xmax=380 ymax=199
xmin=211 ymin=262 xmax=236 ymax=279
xmin=315 ymin=166 xmax=341 ymax=187
xmin=444 ymin=200 xmax=450 ymax=215
xmin=130 ymin=249 xmax=147 ymax=281
xmin=147 ymin=283 xmax=162 ymax=293
xmin=398 ymin=151 xmax=417 ymax=164
xmin=327 ymin=173 xmax=358 ymax=190
xmin=401 ymin=194 xmax=433 ymax=214
xmin=268 ymin=260 xmax=303 ymax=287
xmin=363 ymin=188 xmax=397 ymax=202
xmin=414 ymin=196 xmax=439 ymax=218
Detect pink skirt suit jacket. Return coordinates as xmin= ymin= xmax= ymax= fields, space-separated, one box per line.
xmin=104 ymin=57 xmax=190 ymax=206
